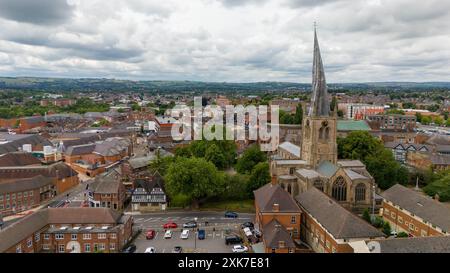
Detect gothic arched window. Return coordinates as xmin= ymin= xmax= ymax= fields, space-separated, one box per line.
xmin=332 ymin=176 xmax=347 ymax=201
xmin=355 ymin=183 xmax=366 ymax=202
xmin=287 ymin=184 xmax=292 ymax=194
xmin=325 ymin=127 xmax=330 ymax=139
xmin=313 ymin=179 xmax=324 ymax=192
xmin=281 ymin=183 xmax=285 ymax=190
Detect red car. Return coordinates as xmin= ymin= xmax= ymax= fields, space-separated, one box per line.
xmin=163 ymin=222 xmax=178 ymax=229
xmin=146 ymin=229 xmax=155 ymax=240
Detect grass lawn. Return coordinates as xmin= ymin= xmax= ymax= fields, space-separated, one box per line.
xmin=199 ymin=199 xmax=255 ymax=213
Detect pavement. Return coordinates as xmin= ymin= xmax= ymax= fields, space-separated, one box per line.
xmin=130 ymin=211 xmax=255 ymax=253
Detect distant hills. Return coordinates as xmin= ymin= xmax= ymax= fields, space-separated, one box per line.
xmin=1 ymin=77 xmax=450 ymax=93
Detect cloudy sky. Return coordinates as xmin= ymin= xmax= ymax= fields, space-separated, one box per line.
xmin=0 ymin=0 xmax=449 ymax=83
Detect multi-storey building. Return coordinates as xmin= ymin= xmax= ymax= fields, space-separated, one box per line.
xmin=381 ymin=184 xmax=450 ymax=237
xmin=295 ymin=187 xmax=384 ymax=253
xmin=0 ymin=207 xmax=133 ymax=253
xmin=366 ymin=114 xmax=416 ymax=132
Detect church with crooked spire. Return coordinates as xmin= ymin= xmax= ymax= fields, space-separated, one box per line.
xmin=270 ymin=29 xmax=375 ymax=211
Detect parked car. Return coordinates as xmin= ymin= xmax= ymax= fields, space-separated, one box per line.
xmin=232 ymin=245 xmax=248 ymax=253
xmin=146 ymin=229 xmax=155 ymax=240
xmin=163 ymin=222 xmax=178 ymax=229
xmin=198 ymin=229 xmax=206 ymax=240
xmin=180 ymin=229 xmax=190 ymax=239
xmin=164 ymin=230 xmax=173 ymax=239
xmin=144 ymin=247 xmax=155 ymax=253
xmin=225 ymin=235 xmax=243 ymax=245
xmin=243 ymin=227 xmax=253 ymax=237
xmin=123 ymin=244 xmax=136 ymax=253
xmin=224 ymin=211 xmax=238 ymax=218
xmin=241 ymin=222 xmax=254 ymax=229
xmin=183 ymin=221 xmax=197 ymax=228
xmin=172 ymin=246 xmax=183 ymax=253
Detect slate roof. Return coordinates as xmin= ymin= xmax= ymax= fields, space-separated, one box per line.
xmin=296 ymin=187 xmax=384 ymax=239
xmin=253 ymin=183 xmax=301 ymax=213
xmin=317 ymin=161 xmax=338 ymax=178
xmin=65 ymin=143 xmax=96 ymax=156
xmin=369 ymin=236 xmax=450 ymax=253
xmin=296 ymin=168 xmax=321 ymax=179
xmin=0 ymin=152 xmax=41 ymax=167
xmin=381 ymin=184 xmax=450 ymax=231
xmin=278 ymin=141 xmax=301 ymax=158
xmin=262 ymin=219 xmax=296 ymax=249
xmin=0 ymin=175 xmax=54 ymax=194
xmin=430 ymin=154 xmax=450 ymax=165
xmin=0 ymin=208 xmax=123 ymax=252
xmin=426 ymin=134 xmax=450 ymax=146
xmin=0 ymin=134 xmax=52 ymax=155
xmin=344 ymin=169 xmax=369 ymax=180
xmin=89 ymin=175 xmax=121 ymax=194
xmin=337 ymin=160 xmax=365 ymax=168
xmin=0 ymin=162 xmax=77 ymax=181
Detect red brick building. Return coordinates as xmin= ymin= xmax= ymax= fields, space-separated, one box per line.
xmin=381 ymin=184 xmax=450 ymax=237
xmin=0 ymin=208 xmax=133 ymax=253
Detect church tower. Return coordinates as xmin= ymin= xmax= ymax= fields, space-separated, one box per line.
xmin=301 ymin=27 xmax=337 ymax=168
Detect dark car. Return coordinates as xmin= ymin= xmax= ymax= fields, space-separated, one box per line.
xmin=225 ymin=235 xmax=243 ymax=245
xmin=123 ymin=244 xmax=137 ymax=253
xmin=198 ymin=229 xmax=206 ymax=240
xmin=183 ymin=221 xmax=197 ymax=228
xmin=172 ymin=246 xmax=183 ymax=253
xmin=224 ymin=211 xmax=238 ymax=218
xmin=241 ymin=222 xmax=254 ymax=229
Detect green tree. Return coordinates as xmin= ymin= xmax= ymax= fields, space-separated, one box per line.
xmin=205 ymin=144 xmax=227 ymax=169
xmin=415 ymin=112 xmax=422 ymax=123
xmin=246 ymin=162 xmax=271 ymax=194
xmin=421 ymin=116 xmax=432 ymax=125
xmin=338 ymin=131 xmax=408 ymax=189
xmin=434 ymin=116 xmax=444 ymax=126
xmin=293 ymin=104 xmax=303 ymax=124
xmin=382 ymin=221 xmax=392 ymax=236
xmin=397 ymin=231 xmax=408 ymax=238
xmin=165 ymin=157 xmax=223 ymax=208
xmin=423 ymin=170 xmax=450 ymax=202
xmin=236 ymin=145 xmax=267 ymax=174
xmin=362 ymin=208 xmax=371 ymax=223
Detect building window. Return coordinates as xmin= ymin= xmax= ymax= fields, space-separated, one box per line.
xmin=44 ymin=234 xmax=50 ymax=240
xmin=27 ymin=239 xmax=32 ymax=248
xmin=287 ymin=184 xmax=292 ymax=194
xmin=83 ymin=234 xmax=92 ymax=240
xmin=42 ymin=244 xmax=50 ymax=250
xmin=110 ymin=243 xmax=116 ymax=251
xmin=0 ymin=195 xmax=3 ymax=201
xmin=99 ymin=243 xmax=105 ymax=251
xmin=332 ymin=176 xmax=347 ymax=202
xmin=29 ymin=191 xmax=33 ymax=197
xmin=58 ymin=244 xmax=65 ymax=253
xmin=313 ymin=179 xmax=324 ymax=192
xmin=355 ymin=183 xmax=366 ymax=202
xmin=391 ymin=212 xmax=396 ymax=219
xmin=16 ymin=245 xmax=22 ymax=253
xmin=84 ymin=244 xmax=91 ymax=252
xmin=71 ymin=234 xmax=77 ymax=240
xmin=291 ymin=216 xmax=296 ymax=224
xmin=35 ymin=233 xmax=40 ymax=242
xmin=110 ymin=233 xmax=117 ymax=239
xmin=55 ymin=234 xmax=64 ymax=240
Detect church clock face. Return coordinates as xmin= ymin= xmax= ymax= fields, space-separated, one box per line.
xmin=322 ymin=120 xmax=328 ymax=127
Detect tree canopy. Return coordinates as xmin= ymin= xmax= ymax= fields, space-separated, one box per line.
xmin=235 ymin=144 xmax=267 ymax=174
xmin=338 ymin=131 xmax=408 ymax=189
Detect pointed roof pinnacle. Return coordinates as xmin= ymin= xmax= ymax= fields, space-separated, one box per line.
xmin=309 ymin=26 xmax=330 ymax=117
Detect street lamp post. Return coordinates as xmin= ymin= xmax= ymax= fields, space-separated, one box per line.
xmin=194 ymin=217 xmax=198 ymax=251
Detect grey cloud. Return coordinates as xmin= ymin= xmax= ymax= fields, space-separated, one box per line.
xmin=0 ymin=0 xmax=75 ymax=25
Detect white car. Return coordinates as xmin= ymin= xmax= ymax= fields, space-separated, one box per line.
xmin=164 ymin=230 xmax=173 ymax=239
xmin=180 ymin=229 xmax=190 ymax=239
xmin=144 ymin=247 xmax=155 ymax=253
xmin=232 ymin=245 xmax=248 ymax=253
xmin=243 ymin=227 xmax=253 ymax=237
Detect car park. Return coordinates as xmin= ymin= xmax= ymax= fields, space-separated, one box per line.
xmin=225 ymin=235 xmax=243 ymax=245
xmin=243 ymin=227 xmax=253 ymax=237
xmin=144 ymin=247 xmax=155 ymax=253
xmin=232 ymin=245 xmax=248 ymax=253
xmin=164 ymin=230 xmax=173 ymax=239
xmin=163 ymin=222 xmax=178 ymax=229
xmin=241 ymin=222 xmax=254 ymax=229
xmin=198 ymin=229 xmax=206 ymax=240
xmin=172 ymin=246 xmax=183 ymax=253
xmin=123 ymin=244 xmax=137 ymax=253
xmin=183 ymin=221 xmax=197 ymax=228
xmin=224 ymin=211 xmax=238 ymax=218
xmin=180 ymin=229 xmax=190 ymax=239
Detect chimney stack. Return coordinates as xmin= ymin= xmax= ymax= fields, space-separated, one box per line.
xmin=271 ymin=174 xmax=277 ymax=186
xmin=273 ymin=203 xmax=280 ymax=212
